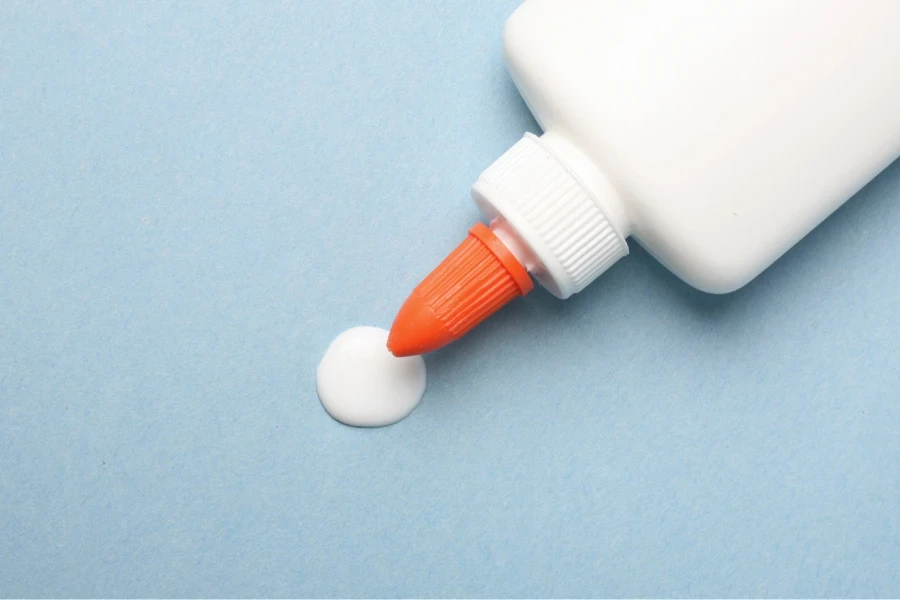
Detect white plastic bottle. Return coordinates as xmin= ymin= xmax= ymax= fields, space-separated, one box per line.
xmin=387 ymin=0 xmax=900 ymax=356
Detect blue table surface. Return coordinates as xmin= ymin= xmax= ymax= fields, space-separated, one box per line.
xmin=2 ymin=1 xmax=898 ymax=597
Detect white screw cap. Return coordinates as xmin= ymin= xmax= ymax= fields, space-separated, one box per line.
xmin=472 ymin=133 xmax=629 ymax=299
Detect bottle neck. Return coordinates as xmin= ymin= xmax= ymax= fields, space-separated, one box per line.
xmin=491 ymin=219 xmax=540 ymax=272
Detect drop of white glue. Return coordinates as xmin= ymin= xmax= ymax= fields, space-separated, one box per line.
xmin=316 ymin=326 xmax=426 ymax=427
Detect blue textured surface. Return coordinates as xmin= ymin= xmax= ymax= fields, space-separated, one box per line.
xmin=2 ymin=1 xmax=899 ymax=597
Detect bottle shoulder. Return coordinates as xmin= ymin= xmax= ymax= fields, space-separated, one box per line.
xmin=503 ymin=0 xmax=900 ymax=293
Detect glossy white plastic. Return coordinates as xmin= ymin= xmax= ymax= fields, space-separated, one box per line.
xmin=475 ymin=0 xmax=900 ymax=296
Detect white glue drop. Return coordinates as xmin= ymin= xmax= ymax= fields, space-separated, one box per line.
xmin=316 ymin=326 xmax=426 ymax=427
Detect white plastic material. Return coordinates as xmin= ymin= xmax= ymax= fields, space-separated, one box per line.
xmin=473 ymin=133 xmax=629 ymax=298
xmin=475 ymin=0 xmax=900 ymax=295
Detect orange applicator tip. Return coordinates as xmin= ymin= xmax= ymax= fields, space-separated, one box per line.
xmin=387 ymin=222 xmax=534 ymax=357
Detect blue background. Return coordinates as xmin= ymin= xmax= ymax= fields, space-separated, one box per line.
xmin=2 ymin=1 xmax=898 ymax=597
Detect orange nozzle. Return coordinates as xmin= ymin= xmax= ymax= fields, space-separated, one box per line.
xmin=387 ymin=222 xmax=533 ymax=357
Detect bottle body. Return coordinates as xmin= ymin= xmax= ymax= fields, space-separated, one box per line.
xmin=497 ymin=0 xmax=900 ymax=293
xmin=387 ymin=0 xmax=900 ymax=356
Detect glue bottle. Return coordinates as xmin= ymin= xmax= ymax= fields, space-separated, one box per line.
xmin=387 ymin=0 xmax=900 ymax=356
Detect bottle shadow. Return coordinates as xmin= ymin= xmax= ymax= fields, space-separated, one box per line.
xmin=427 ymin=154 xmax=900 ymax=377
xmin=422 ymin=70 xmax=900 ymax=385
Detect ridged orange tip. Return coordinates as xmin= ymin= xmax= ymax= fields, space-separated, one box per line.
xmin=387 ymin=223 xmax=533 ymax=357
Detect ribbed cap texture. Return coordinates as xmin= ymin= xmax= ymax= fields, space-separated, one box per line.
xmin=474 ymin=134 xmax=629 ymax=297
